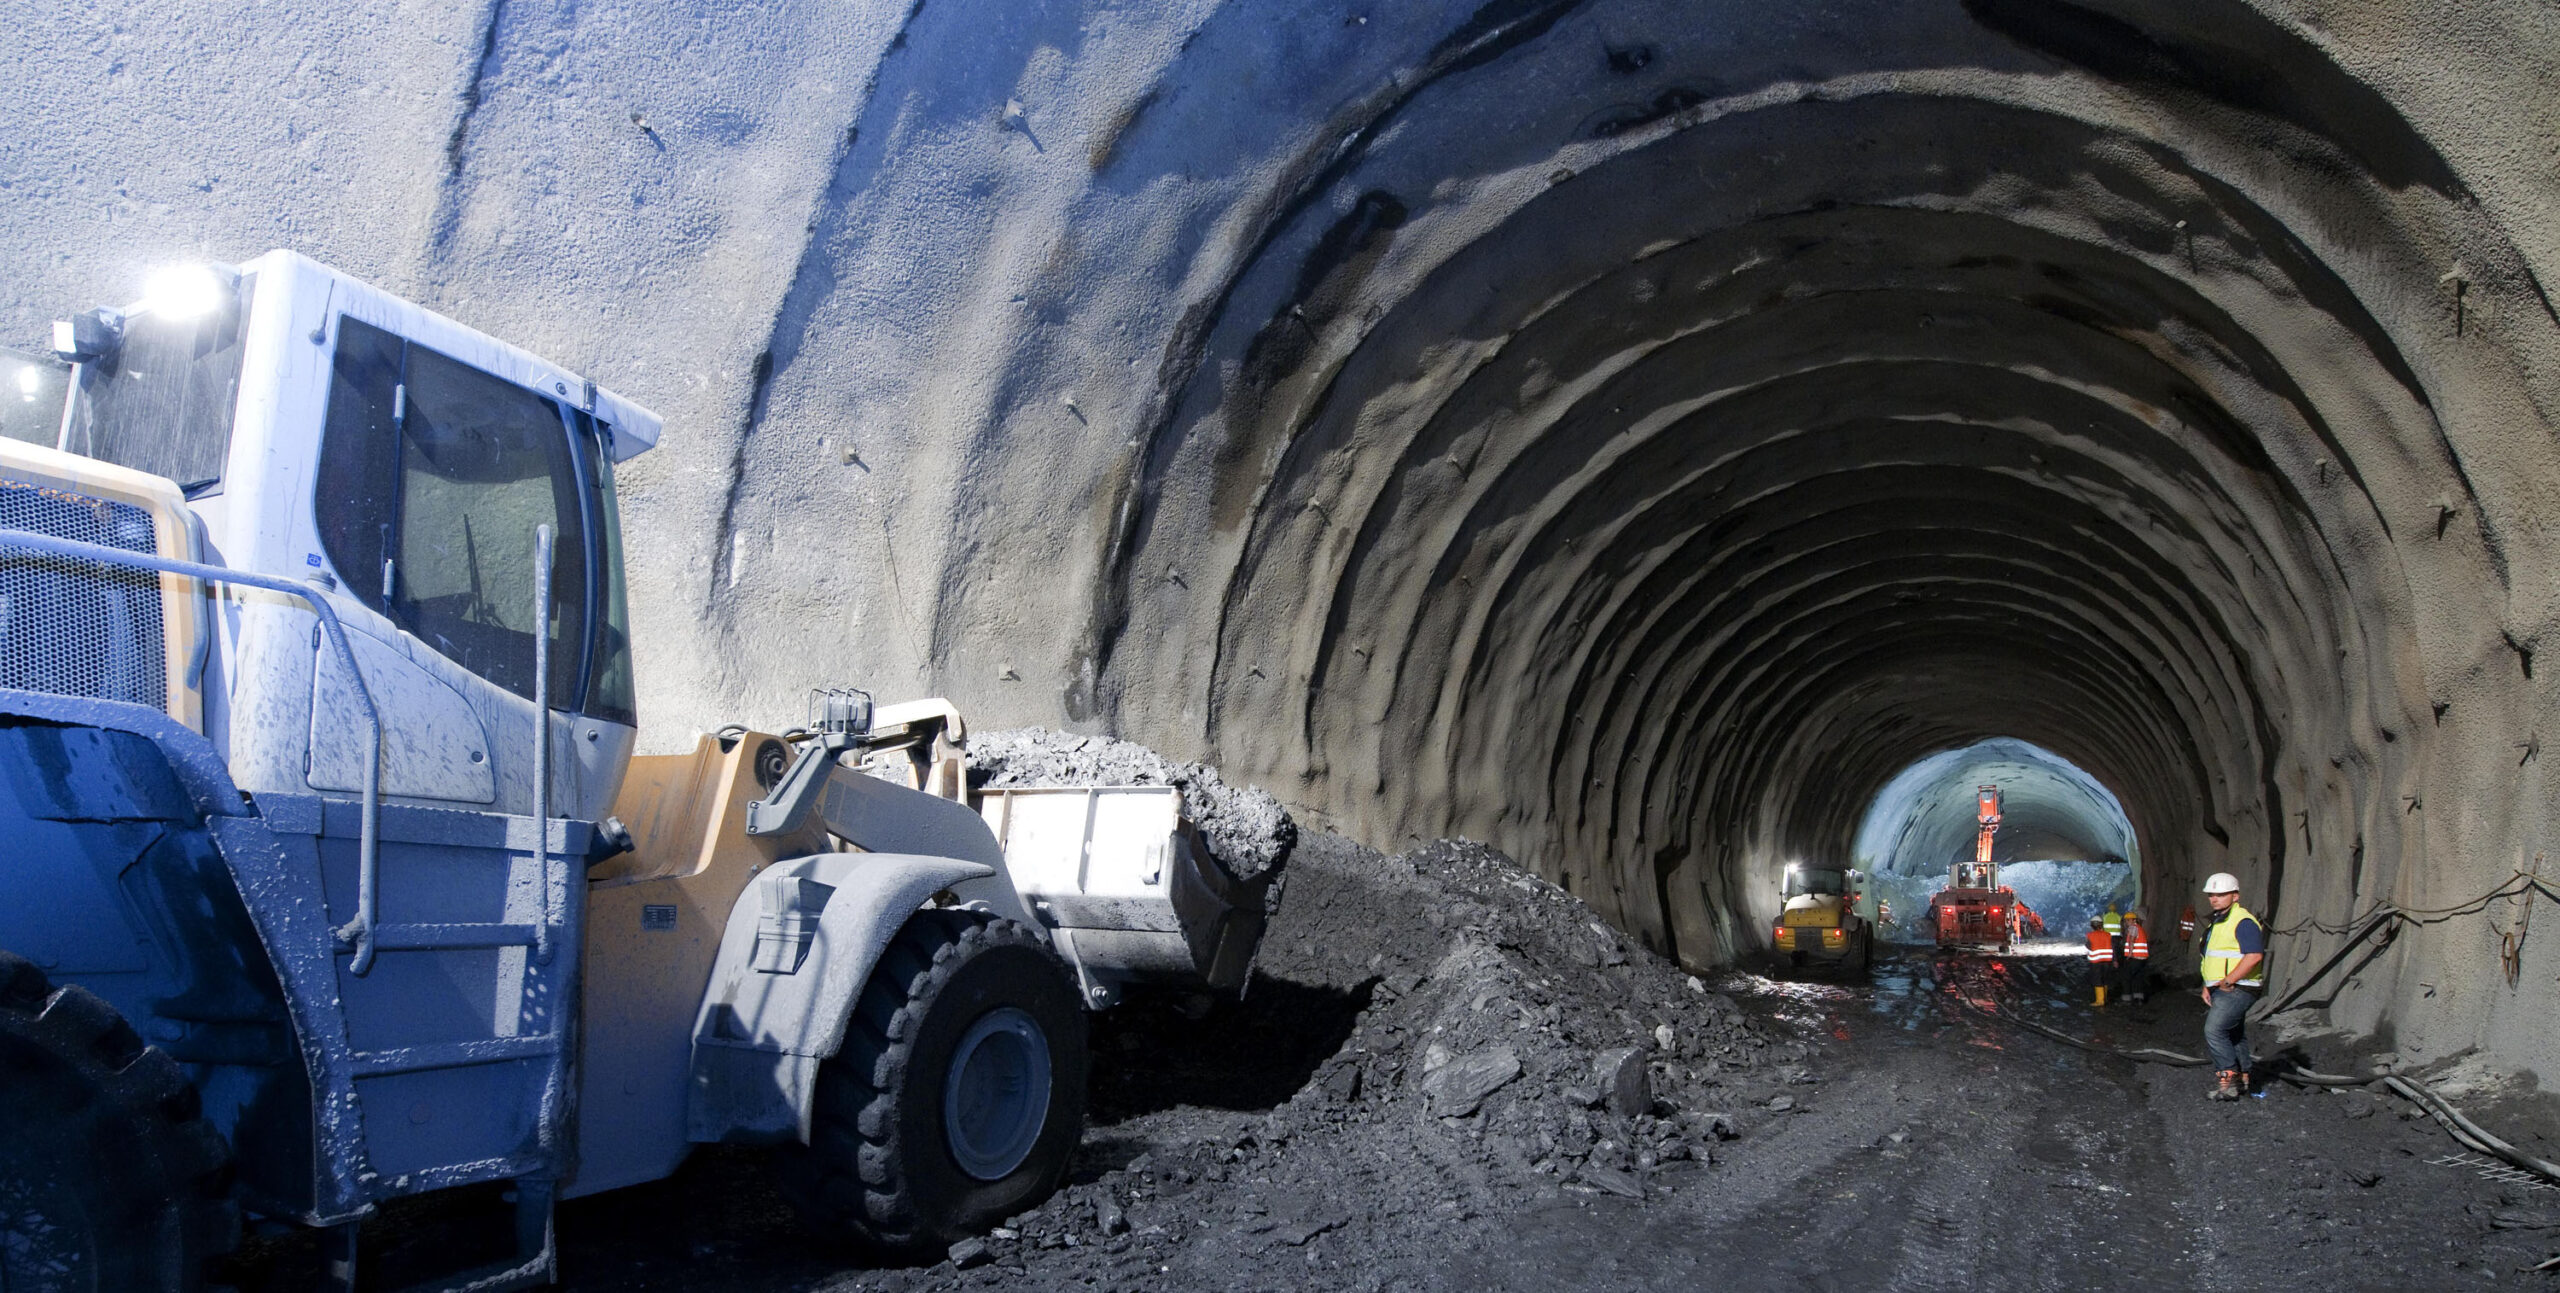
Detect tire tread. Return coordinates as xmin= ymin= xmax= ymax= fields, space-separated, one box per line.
xmin=778 ymin=915 xmax=1081 ymax=1251
xmin=0 ymin=950 xmax=235 ymax=1291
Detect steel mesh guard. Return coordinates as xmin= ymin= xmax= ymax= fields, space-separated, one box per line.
xmin=0 ymin=479 xmax=166 ymax=709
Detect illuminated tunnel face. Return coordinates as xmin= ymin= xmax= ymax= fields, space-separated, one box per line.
xmin=1852 ymin=739 xmax=2139 ymax=943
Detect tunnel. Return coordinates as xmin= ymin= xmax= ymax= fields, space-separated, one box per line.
xmin=1852 ymin=738 xmax=2139 ymax=941
xmin=7 ymin=0 xmax=2560 ymax=1092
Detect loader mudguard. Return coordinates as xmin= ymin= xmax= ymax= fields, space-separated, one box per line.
xmin=0 ymin=688 xmax=598 ymax=1227
xmin=686 ymin=852 xmax=1019 ymax=1144
xmin=0 ymin=689 xmax=342 ymax=1221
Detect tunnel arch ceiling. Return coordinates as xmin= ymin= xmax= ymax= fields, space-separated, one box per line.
xmin=901 ymin=0 xmax=2560 ymax=1078
xmin=1854 ymin=738 xmax=2139 ymax=881
xmin=14 ymin=0 xmax=2558 ymax=1082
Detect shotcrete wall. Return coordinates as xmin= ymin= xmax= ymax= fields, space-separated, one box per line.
xmin=7 ymin=1 xmax=2560 ymax=1080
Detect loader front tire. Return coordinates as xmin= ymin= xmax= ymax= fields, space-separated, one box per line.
xmin=783 ymin=912 xmax=1088 ymax=1253
xmin=0 ymin=951 xmax=234 ymax=1292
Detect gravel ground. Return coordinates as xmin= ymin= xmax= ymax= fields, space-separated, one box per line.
xmin=222 ymin=834 xmax=2560 ymax=1290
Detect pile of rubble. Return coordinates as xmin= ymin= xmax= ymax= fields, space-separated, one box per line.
xmin=965 ymin=728 xmax=1297 ymax=879
xmin=843 ymin=831 xmax=1805 ymax=1290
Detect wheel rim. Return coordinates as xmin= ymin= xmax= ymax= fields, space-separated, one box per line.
xmin=942 ymin=1006 xmax=1052 ymax=1182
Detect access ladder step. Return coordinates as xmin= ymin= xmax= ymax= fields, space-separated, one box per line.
xmin=350 ymin=1035 xmax=559 ymax=1077
xmin=367 ymin=922 xmax=548 ymax=951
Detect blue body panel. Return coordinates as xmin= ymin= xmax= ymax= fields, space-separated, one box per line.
xmin=0 ymin=688 xmax=590 ymax=1225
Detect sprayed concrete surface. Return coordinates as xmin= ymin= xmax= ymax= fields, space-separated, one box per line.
xmin=9 ymin=0 xmax=2560 ymax=1117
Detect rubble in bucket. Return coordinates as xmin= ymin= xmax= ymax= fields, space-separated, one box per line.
xmin=965 ymin=728 xmax=1298 ymax=882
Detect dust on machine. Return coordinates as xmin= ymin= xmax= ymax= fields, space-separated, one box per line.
xmin=0 ymin=253 xmax=1283 ymax=1290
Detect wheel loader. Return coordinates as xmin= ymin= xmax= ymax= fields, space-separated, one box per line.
xmin=0 ymin=253 xmax=1280 ymax=1290
xmin=1769 ymin=863 xmax=1873 ymax=973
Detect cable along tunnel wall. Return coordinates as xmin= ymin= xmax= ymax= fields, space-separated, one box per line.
xmin=3 ymin=1 xmax=2558 ymax=1083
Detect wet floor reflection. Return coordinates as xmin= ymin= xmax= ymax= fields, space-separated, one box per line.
xmin=1726 ymin=942 xmax=2124 ymax=1063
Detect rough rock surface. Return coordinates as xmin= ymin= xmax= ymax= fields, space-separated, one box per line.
xmin=828 ymin=831 xmax=1785 ymax=1290
xmin=7 ymin=0 xmax=2560 ymax=1087
xmin=966 ymin=728 xmax=1295 ymax=880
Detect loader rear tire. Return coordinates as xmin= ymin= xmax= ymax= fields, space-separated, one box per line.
xmin=782 ymin=912 xmax=1087 ymax=1253
xmin=0 ymin=951 xmax=234 ymax=1292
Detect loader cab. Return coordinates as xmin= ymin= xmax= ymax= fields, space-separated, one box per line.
xmin=50 ymin=251 xmax=661 ymax=820
xmin=1782 ymin=866 xmax=1851 ymax=901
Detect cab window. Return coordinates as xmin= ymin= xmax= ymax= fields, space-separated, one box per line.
xmin=314 ymin=317 xmax=625 ymax=719
xmin=1784 ymin=869 xmax=1847 ymax=900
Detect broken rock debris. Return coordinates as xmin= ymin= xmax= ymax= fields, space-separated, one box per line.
xmin=967 ymin=727 xmax=1297 ymax=879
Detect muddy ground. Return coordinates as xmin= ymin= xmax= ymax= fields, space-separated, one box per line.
xmin=229 ymin=833 xmax=2560 ymax=1290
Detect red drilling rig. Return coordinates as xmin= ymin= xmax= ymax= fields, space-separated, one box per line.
xmin=1928 ymin=784 xmax=2045 ymax=952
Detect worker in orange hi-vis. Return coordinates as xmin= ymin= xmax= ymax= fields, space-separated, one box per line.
xmin=2085 ymin=916 xmax=2116 ymax=1006
xmin=2178 ymin=904 xmax=2198 ymax=943
xmin=2119 ymin=910 xmax=2153 ymax=1003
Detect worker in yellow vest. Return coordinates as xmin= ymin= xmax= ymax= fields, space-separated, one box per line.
xmin=2084 ymin=916 xmax=2115 ymax=1006
xmin=2101 ymin=902 xmax=2123 ymax=940
xmin=2198 ymin=872 xmax=2267 ymax=1101
xmin=2119 ymin=910 xmax=2152 ymax=1003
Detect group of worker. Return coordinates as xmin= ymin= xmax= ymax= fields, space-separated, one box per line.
xmin=2082 ymin=903 xmax=2152 ymax=1005
xmin=2081 ymin=871 xmax=2268 ymax=1102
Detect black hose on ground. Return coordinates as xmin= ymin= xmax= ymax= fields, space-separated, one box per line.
xmin=2381 ymin=1075 xmax=2560 ymax=1183
xmin=1955 ymin=997 xmax=2560 ymax=1187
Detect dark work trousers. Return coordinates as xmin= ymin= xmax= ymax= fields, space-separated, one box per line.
xmin=2116 ymin=955 xmax=2148 ymax=998
xmin=2204 ymin=985 xmax=2257 ymax=1073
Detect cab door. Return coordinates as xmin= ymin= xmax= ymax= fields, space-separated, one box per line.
xmin=270 ymin=311 xmax=637 ymax=1201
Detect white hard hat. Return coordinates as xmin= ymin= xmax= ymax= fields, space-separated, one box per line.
xmin=2203 ymin=872 xmax=2241 ymax=895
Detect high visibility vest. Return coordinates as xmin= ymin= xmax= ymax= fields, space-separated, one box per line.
xmin=2178 ymin=906 xmax=2197 ymax=941
xmin=2201 ymin=904 xmax=2266 ymax=988
xmin=2085 ymin=930 xmax=2114 ymax=963
xmin=2124 ymin=919 xmax=2150 ymax=960
xmin=2101 ymin=908 xmax=2123 ymax=936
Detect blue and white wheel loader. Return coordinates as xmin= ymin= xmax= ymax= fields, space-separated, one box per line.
xmin=0 ymin=253 xmax=1280 ymax=1291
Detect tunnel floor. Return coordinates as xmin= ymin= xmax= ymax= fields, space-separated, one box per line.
xmin=221 ymin=836 xmax=2560 ymax=1292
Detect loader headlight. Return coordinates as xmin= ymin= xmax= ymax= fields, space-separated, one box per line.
xmin=141 ymin=264 xmax=235 ymax=322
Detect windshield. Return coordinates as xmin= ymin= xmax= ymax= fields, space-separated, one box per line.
xmin=59 ymin=283 xmax=255 ymax=494
xmin=1784 ymin=869 xmax=1849 ymax=899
